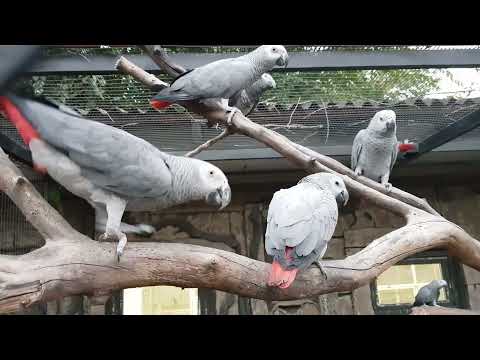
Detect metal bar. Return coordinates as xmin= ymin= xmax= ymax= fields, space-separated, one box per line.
xmin=0 ymin=132 xmax=32 ymax=164
xmin=26 ymin=49 xmax=480 ymax=75
xmin=0 ymin=46 xmax=42 ymax=93
xmin=401 ymin=109 xmax=480 ymax=162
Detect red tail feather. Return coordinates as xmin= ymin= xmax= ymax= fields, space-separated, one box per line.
xmin=398 ymin=143 xmax=417 ymax=153
xmin=150 ymin=100 xmax=172 ymax=110
xmin=0 ymin=96 xmax=40 ymax=146
xmin=268 ymin=260 xmax=299 ymax=289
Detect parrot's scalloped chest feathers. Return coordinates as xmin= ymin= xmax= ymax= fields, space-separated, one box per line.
xmin=357 ymin=132 xmax=397 ymax=181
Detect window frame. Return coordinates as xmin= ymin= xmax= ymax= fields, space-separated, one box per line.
xmin=370 ymin=250 xmax=469 ymax=315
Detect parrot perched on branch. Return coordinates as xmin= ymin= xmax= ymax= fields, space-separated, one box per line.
xmin=0 ymin=93 xmax=231 ymax=261
xmin=351 ymin=110 xmax=399 ymax=192
xmin=265 ymin=173 xmax=349 ymax=289
xmin=413 ymin=280 xmax=448 ymax=307
xmin=150 ymin=45 xmax=288 ymax=124
xmin=228 ymin=73 xmax=276 ymax=116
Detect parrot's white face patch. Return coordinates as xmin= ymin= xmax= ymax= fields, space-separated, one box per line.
xmin=369 ymin=109 xmax=397 ymax=134
xmin=261 ymin=73 xmax=276 ymax=89
xmin=259 ymin=45 xmax=289 ymax=68
xmin=198 ymin=162 xmax=231 ymax=210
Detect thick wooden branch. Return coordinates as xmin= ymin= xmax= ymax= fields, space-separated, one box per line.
xmin=1 ymin=208 xmax=479 ymax=314
xmin=410 ymin=305 xmax=480 ymax=315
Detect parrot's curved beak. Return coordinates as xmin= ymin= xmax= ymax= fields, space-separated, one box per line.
xmin=386 ymin=120 xmax=396 ymax=131
xmin=337 ymin=190 xmax=349 ymax=207
xmin=277 ymin=54 xmax=289 ymax=68
xmin=206 ymin=184 xmax=231 ymax=210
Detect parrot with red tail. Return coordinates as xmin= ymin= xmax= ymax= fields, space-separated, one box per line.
xmin=0 ymin=93 xmax=231 ymax=262
xmin=150 ymin=45 xmax=288 ymax=124
xmin=265 ymin=173 xmax=349 ymax=289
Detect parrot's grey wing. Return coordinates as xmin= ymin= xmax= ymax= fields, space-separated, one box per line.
xmin=245 ymin=99 xmax=260 ymax=116
xmin=228 ymin=89 xmax=243 ymax=108
xmin=389 ymin=141 xmax=398 ymax=172
xmin=351 ymin=129 xmax=366 ymax=171
xmin=12 ymin=96 xmax=173 ymax=197
xmin=266 ymin=185 xmax=337 ymax=258
xmin=169 ymin=68 xmax=196 ymax=86
xmin=170 ymin=58 xmax=254 ymax=99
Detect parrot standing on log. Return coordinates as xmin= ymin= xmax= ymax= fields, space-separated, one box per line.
xmin=265 ymin=173 xmax=349 ymax=289
xmin=150 ymin=45 xmax=289 ymax=124
xmin=413 ymin=280 xmax=448 ymax=307
xmin=351 ymin=110 xmax=399 ymax=192
xmin=228 ymin=73 xmax=276 ymax=116
xmin=0 ymin=93 xmax=232 ymax=261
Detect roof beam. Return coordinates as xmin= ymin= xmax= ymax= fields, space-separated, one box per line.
xmin=0 ymin=133 xmax=32 ymax=164
xmin=0 ymin=45 xmax=42 ymax=93
xmin=26 ymin=49 xmax=480 ymax=75
xmin=401 ymin=108 xmax=480 ymax=162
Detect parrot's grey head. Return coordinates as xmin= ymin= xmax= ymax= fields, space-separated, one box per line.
xmin=196 ymin=161 xmax=231 ymax=210
xmin=256 ymin=45 xmax=289 ymax=68
xmin=259 ymin=73 xmax=276 ymax=89
xmin=368 ymin=110 xmax=397 ymax=135
xmin=299 ymin=173 xmax=349 ymax=207
xmin=432 ymin=279 xmax=448 ymax=289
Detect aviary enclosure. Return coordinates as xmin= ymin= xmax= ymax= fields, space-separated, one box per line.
xmin=0 ymin=45 xmax=480 ymax=315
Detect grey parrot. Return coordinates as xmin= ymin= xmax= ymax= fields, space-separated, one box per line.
xmin=413 ymin=280 xmax=448 ymax=307
xmin=351 ymin=110 xmax=398 ymax=192
xmin=150 ymin=45 xmax=288 ymax=124
xmin=0 ymin=93 xmax=231 ymax=261
xmin=228 ymin=73 xmax=276 ymax=116
xmin=265 ymin=173 xmax=349 ymax=289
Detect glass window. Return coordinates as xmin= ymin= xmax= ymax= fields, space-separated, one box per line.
xmin=123 ymin=286 xmax=199 ymax=315
xmin=376 ymin=263 xmax=447 ymax=306
xmin=371 ymin=251 xmax=468 ymax=315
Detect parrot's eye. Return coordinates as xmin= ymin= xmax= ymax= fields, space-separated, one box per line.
xmin=335 ymin=181 xmax=340 ymax=186
xmin=272 ymin=47 xmax=277 ymax=52
xmin=209 ymin=170 xmax=214 ymax=176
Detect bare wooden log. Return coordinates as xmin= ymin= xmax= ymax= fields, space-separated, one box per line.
xmin=410 ymin=305 xmax=480 ymax=315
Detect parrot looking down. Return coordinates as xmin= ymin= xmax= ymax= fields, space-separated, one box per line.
xmin=265 ymin=173 xmax=349 ymax=289
xmin=413 ymin=279 xmax=448 ymax=307
xmin=0 ymin=93 xmax=231 ymax=261
xmin=150 ymin=45 xmax=288 ymax=124
xmin=351 ymin=109 xmax=398 ymax=192
xmin=228 ymin=73 xmax=276 ymax=116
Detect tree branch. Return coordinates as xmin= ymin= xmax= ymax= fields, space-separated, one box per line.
xmin=185 ymin=128 xmax=231 ymax=157
xmin=0 ymin=148 xmax=82 ymax=241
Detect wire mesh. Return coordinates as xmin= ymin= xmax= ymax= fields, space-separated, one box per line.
xmin=2 ymin=66 xmax=480 ymax=154
xmin=0 ymin=162 xmax=48 ymax=255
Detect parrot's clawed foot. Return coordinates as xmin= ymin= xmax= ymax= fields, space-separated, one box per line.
xmin=313 ymin=260 xmax=328 ymax=281
xmin=115 ymin=233 xmax=128 ymax=263
xmin=384 ymin=183 xmax=392 ymax=193
xmin=226 ymin=106 xmax=240 ymax=125
xmin=136 ymin=224 xmax=156 ymax=237
xmin=98 ymin=230 xmax=127 ymax=262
